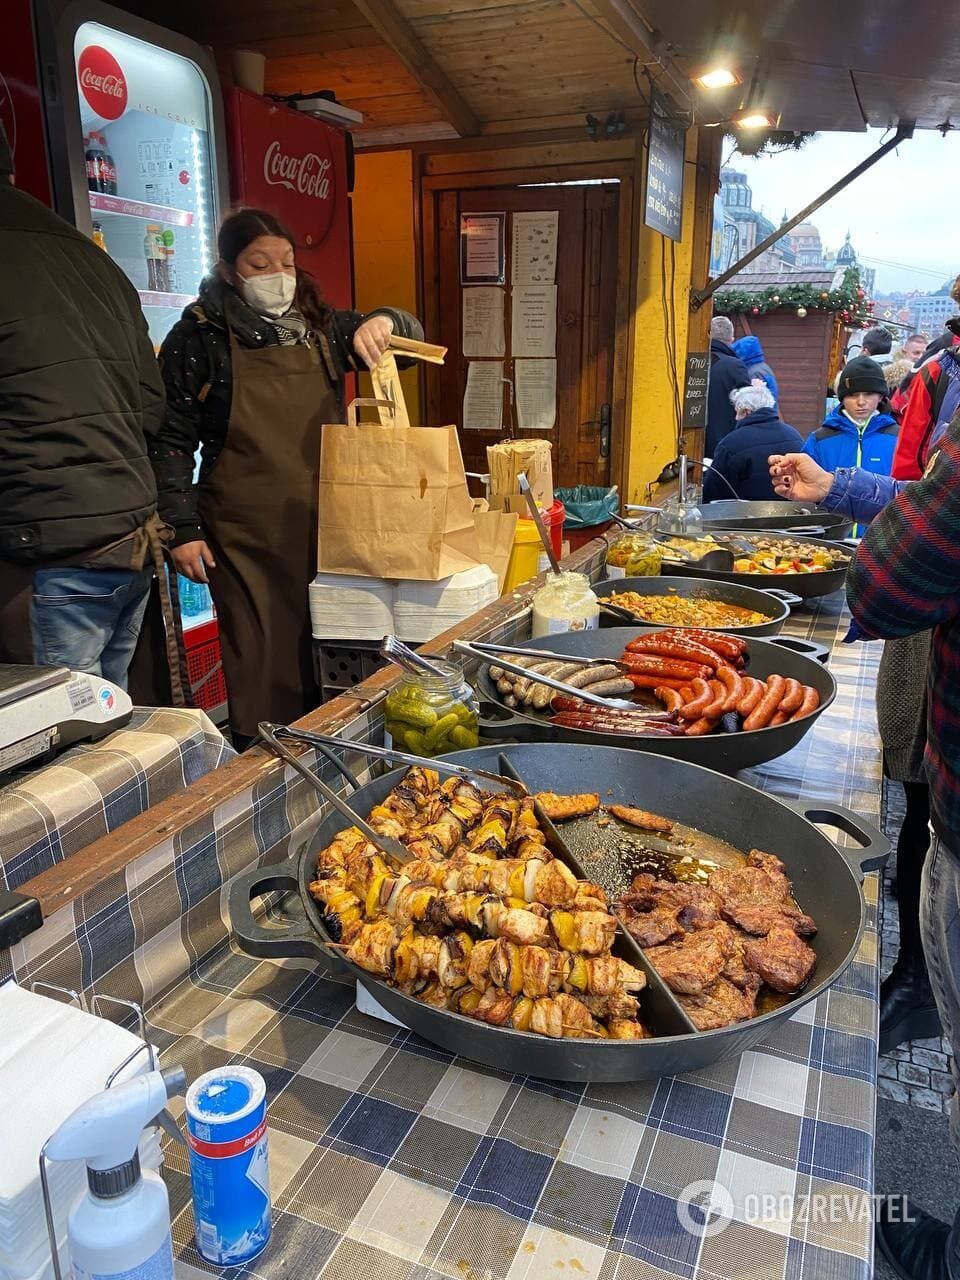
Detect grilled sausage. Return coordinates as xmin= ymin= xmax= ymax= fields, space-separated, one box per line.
xmin=779 ymin=678 xmax=804 ymax=716
xmin=655 ymin=686 xmax=685 ymax=713
xmin=736 ymin=676 xmax=765 ymax=718
xmin=620 ymin=654 xmax=711 ymax=681
xmin=716 ymin=664 xmax=743 ymax=713
xmin=623 ymin=635 xmax=723 ymax=670
xmin=790 ymin=685 xmax=820 ymax=721
xmin=769 ymin=710 xmax=790 ymax=726
xmin=743 ymin=674 xmax=786 ymax=731
xmin=679 ymin=677 xmax=713 ymax=720
xmin=522 ymin=662 xmax=565 ymax=705
xmin=585 ymin=678 xmax=636 ymax=699
xmin=684 ymin=716 xmax=720 ymax=736
xmin=683 ymin=630 xmax=747 ymax=662
xmin=566 ymin=663 xmax=623 ymax=689
xmin=626 ymin=673 xmax=690 ymax=690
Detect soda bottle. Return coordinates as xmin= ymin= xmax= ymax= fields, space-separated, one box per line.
xmin=96 ymin=132 xmax=118 ymax=195
xmin=160 ymin=229 xmax=176 ymax=293
xmin=84 ymin=134 xmax=106 ymax=193
xmin=91 ymin=221 xmax=106 ymax=251
xmin=144 ymin=223 xmax=167 ymax=292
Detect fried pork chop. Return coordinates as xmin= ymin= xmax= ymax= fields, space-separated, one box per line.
xmin=709 ymin=850 xmax=816 ymax=937
xmin=644 ymin=925 xmax=734 ymax=994
xmin=678 ymin=975 xmax=761 ymax=1030
xmin=607 ymin=805 xmax=673 ymax=834
xmin=741 ymin=924 xmax=817 ymax=993
xmin=535 ymin=792 xmax=601 ymax=821
xmin=616 ymin=874 xmax=723 ymax=946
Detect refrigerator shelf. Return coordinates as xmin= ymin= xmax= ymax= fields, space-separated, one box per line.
xmin=90 ymin=191 xmax=195 ymax=228
xmin=138 ymin=289 xmax=195 ymax=309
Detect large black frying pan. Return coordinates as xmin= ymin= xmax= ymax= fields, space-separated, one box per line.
xmin=664 ymin=529 xmax=852 ymax=599
xmin=699 ymin=499 xmax=854 ymax=541
xmin=229 ymin=742 xmax=887 ymax=1082
xmin=593 ymin=575 xmax=800 ymax=638
xmin=475 ymin=627 xmax=834 ymax=774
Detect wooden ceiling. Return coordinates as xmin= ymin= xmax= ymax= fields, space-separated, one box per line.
xmin=117 ymin=0 xmax=960 ymax=144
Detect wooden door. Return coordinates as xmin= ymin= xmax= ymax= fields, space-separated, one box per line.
xmin=425 ymin=184 xmax=620 ymax=488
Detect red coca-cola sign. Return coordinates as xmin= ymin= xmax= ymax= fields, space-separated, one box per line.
xmin=77 ymin=45 xmax=127 ymax=120
xmin=261 ymin=137 xmax=336 ymax=240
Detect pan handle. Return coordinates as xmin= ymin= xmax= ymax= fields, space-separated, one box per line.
xmin=782 ymin=799 xmax=890 ymax=877
xmin=760 ymin=587 xmax=803 ymax=609
xmin=768 ymin=636 xmax=830 ymax=664
xmin=477 ymin=701 xmax=549 ymax=742
xmin=228 ymin=859 xmax=331 ymax=963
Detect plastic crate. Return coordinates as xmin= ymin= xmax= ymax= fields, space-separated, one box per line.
xmin=186 ymin=636 xmax=228 ymax=712
xmin=313 ymin=641 xmax=386 ymax=695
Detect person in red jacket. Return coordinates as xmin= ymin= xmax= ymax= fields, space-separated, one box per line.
xmin=892 ymin=297 xmax=960 ymax=480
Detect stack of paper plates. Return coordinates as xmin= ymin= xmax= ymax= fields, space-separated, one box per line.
xmin=308 ymin=574 xmax=396 ymax=640
xmin=394 ymin=566 xmax=499 ymax=642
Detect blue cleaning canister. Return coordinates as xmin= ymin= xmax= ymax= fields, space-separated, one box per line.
xmin=185 ymin=1066 xmax=271 ymax=1266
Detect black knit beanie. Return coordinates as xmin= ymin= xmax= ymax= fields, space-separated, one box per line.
xmin=837 ymin=355 xmax=887 ymax=400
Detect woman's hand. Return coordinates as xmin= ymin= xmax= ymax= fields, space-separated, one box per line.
xmin=171 ymin=540 xmax=216 ymax=584
xmin=353 ymin=314 xmax=394 ymax=369
xmin=768 ymin=453 xmax=834 ymax=503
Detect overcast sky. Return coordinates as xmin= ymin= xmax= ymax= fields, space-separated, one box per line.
xmin=728 ymin=128 xmax=958 ymax=295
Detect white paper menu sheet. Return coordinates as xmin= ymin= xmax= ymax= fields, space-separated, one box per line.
xmin=462 ymin=287 xmax=505 ymax=357
xmin=511 ymin=286 xmax=557 ymax=358
xmin=512 ymin=210 xmax=559 ymax=284
xmin=463 ymin=361 xmax=504 ymax=431
xmin=515 ymin=359 xmax=557 ymax=432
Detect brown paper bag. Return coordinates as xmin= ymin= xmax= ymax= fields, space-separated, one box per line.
xmin=318 ymin=423 xmax=482 ymax=581
xmin=487 ymin=438 xmax=554 ymax=510
xmin=473 ymin=509 xmax=518 ymax=592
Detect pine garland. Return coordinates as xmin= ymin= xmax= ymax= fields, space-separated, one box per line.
xmin=714 ymin=266 xmax=872 ymax=326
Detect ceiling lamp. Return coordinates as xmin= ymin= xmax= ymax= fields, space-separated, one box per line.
xmin=735 ymin=109 xmax=777 ymax=129
xmin=694 ymin=67 xmax=741 ymax=90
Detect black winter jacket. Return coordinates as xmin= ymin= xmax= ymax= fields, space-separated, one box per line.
xmin=703 ymin=408 xmax=805 ymax=502
xmin=706 ymin=338 xmax=751 ymax=456
xmin=0 ymin=183 xmax=163 ymax=564
xmin=151 ymin=276 xmax=423 ymax=544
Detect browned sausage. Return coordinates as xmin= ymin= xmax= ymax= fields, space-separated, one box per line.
xmin=679 ymin=685 xmax=698 ymax=704
xmin=743 ymin=674 xmax=786 ymax=731
xmin=624 ymin=635 xmax=723 ymax=670
xmin=701 ymin=678 xmax=727 ymax=721
xmin=679 ymin=677 xmax=713 ymax=720
xmin=620 ymin=654 xmax=711 ymax=681
xmin=626 ymin=673 xmax=691 ymax=690
xmin=789 ymin=685 xmax=821 ymax=721
xmin=684 ymin=630 xmax=747 ymax=661
xmin=779 ymin=678 xmax=804 ymax=716
xmin=684 ymin=716 xmax=720 ymax=736
xmin=717 ymin=664 xmax=743 ymax=713
xmin=769 ymin=710 xmax=790 ymax=726
xmin=737 ymin=676 xmax=765 ymax=718
xmin=655 ymin=686 xmax=685 ymax=713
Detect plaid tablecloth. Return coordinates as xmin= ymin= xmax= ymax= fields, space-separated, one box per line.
xmin=0 ymin=707 xmax=235 ymax=891
xmin=143 ymin=593 xmax=883 ymax=1280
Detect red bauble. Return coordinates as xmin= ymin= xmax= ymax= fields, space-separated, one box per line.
xmin=751 ymin=306 xmax=760 ymax=315
xmin=866 ymin=300 xmax=875 ymax=310
xmin=856 ymin=287 xmax=865 ymax=298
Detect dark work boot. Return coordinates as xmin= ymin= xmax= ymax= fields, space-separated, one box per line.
xmin=875 ymin=1196 xmax=953 ymax=1280
xmin=880 ymin=955 xmax=942 ymax=1055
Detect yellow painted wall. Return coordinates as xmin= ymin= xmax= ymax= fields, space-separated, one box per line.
xmin=622 ymin=128 xmax=702 ymax=504
xmin=351 ymin=148 xmax=421 ymax=421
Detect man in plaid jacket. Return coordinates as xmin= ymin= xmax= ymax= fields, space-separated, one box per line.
xmin=847 ymin=417 xmax=960 ymax=1280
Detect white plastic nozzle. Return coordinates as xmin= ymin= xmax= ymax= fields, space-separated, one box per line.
xmin=45 ymin=1067 xmax=185 ymax=1173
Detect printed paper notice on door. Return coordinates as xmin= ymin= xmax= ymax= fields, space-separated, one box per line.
xmin=460 ymin=213 xmax=506 ymax=284
xmin=515 ymin=359 xmax=557 ymax=432
xmin=463 ymin=361 xmax=504 ymax=431
xmin=512 ymin=211 xmax=558 ymax=284
xmin=462 ymin=287 xmax=505 ymax=357
xmin=512 ymin=286 xmax=557 ymax=357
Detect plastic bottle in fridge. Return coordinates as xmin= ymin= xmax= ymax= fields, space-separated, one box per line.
xmin=84 ymin=134 xmax=108 ymax=193
xmin=144 ymin=222 xmax=168 ymax=293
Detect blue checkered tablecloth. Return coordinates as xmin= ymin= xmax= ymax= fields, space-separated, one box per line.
xmin=141 ymin=593 xmax=882 ymax=1280
xmin=0 ymin=707 xmax=235 ymax=891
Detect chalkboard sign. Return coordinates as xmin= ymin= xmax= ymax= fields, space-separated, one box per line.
xmin=683 ymin=351 xmax=710 ymax=430
xmin=644 ymin=88 xmax=685 ymax=242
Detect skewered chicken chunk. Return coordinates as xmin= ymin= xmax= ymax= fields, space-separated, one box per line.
xmin=549 ymin=909 xmax=618 ymax=955
xmin=535 ymin=792 xmax=601 ymax=821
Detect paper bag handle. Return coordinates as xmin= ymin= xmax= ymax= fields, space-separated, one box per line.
xmin=346 ymin=397 xmax=397 ymax=427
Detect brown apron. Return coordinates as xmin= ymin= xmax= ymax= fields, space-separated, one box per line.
xmin=198 ymin=330 xmax=338 ymax=737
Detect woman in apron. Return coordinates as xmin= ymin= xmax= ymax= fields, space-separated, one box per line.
xmin=152 ymin=208 xmax=422 ymax=745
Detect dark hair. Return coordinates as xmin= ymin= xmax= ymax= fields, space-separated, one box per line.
xmin=217 ymin=207 xmax=332 ymax=332
xmin=861 ymin=326 xmax=893 ymax=356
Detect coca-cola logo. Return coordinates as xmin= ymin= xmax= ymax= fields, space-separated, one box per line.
xmin=263 ymin=140 xmax=333 ymax=201
xmin=77 ymin=46 xmax=127 ymax=120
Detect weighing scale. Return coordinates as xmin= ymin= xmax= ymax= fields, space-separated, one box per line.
xmin=0 ymin=665 xmax=133 ymax=779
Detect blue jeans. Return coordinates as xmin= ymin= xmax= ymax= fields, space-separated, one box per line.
xmin=30 ymin=567 xmax=152 ymax=690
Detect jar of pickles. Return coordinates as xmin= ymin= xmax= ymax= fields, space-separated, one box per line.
xmin=384 ymin=664 xmax=480 ymax=757
xmin=606 ymin=532 xmax=662 ymax=578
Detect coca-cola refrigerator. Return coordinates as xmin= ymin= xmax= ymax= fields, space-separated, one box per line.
xmin=225 ymin=86 xmax=354 ymax=311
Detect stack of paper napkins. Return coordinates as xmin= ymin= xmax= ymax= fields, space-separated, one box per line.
xmin=309 ymin=566 xmax=499 ymax=643
xmin=308 ymin=573 xmax=395 ymax=640
xmin=394 ymin=565 xmax=499 ymax=642
xmin=0 ymin=982 xmax=162 ymax=1280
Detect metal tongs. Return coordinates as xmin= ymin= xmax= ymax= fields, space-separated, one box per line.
xmin=453 ymin=640 xmax=646 ymax=712
xmin=257 ymin=722 xmax=526 ymax=869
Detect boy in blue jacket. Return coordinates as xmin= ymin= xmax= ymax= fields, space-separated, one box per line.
xmin=803 ymin=354 xmax=899 ymax=477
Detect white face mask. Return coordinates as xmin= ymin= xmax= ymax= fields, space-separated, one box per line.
xmin=238 ymin=270 xmax=296 ymax=318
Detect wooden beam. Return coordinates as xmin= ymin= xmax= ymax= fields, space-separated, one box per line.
xmin=351 ymin=0 xmax=480 ymax=137
xmin=587 ymin=0 xmax=694 ymax=110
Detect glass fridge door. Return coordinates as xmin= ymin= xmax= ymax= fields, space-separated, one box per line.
xmin=73 ymin=21 xmax=217 ymax=350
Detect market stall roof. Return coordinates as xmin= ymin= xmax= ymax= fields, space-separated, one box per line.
xmin=719 ymin=268 xmax=844 ymax=291
xmin=116 ymin=0 xmax=960 ymax=145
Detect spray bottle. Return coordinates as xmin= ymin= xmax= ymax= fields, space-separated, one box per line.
xmin=44 ymin=1067 xmax=186 ymax=1280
